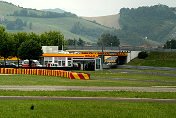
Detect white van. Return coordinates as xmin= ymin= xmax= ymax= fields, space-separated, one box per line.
xmin=22 ymin=60 xmax=42 ymax=67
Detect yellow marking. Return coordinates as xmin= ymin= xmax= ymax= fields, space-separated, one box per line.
xmin=72 ymin=73 xmax=80 ymax=79
xmin=82 ymin=74 xmax=90 ymax=80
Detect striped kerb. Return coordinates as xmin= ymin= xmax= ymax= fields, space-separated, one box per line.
xmin=0 ymin=68 xmax=90 ymax=80
xmin=72 ymin=73 xmax=80 ymax=79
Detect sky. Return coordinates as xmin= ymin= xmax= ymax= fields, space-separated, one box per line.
xmin=1 ymin=0 xmax=176 ymax=17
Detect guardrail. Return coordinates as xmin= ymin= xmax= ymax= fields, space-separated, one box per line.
xmin=0 ymin=68 xmax=90 ymax=80
xmin=67 ymin=46 xmax=176 ymax=52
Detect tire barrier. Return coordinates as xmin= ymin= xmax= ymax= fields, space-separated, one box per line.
xmin=0 ymin=68 xmax=90 ymax=80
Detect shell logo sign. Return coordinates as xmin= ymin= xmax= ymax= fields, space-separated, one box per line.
xmin=42 ymin=54 xmax=99 ymax=58
xmin=69 ymin=51 xmax=128 ymax=56
xmin=0 ymin=68 xmax=90 ymax=80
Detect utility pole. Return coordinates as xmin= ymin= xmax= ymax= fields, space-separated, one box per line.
xmin=62 ymin=39 xmax=64 ymax=51
xmin=101 ymin=44 xmax=104 ymax=70
xmin=111 ymin=43 xmax=112 ymax=65
xmin=58 ymin=34 xmax=60 ymax=50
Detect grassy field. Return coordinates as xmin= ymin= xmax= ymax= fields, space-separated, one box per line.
xmin=0 ymin=100 xmax=175 ymax=118
xmin=127 ymin=52 xmax=176 ymax=68
xmin=117 ymin=69 xmax=176 ymax=74
xmin=0 ymin=90 xmax=176 ymax=99
xmin=0 ymin=73 xmax=176 ymax=87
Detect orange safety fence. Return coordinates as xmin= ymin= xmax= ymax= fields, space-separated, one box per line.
xmin=0 ymin=68 xmax=90 ymax=80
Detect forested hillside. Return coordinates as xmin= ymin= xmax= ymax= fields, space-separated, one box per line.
xmin=41 ymin=8 xmax=65 ymax=13
xmin=118 ymin=5 xmax=176 ymax=46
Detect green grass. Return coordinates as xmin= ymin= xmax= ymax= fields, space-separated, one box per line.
xmin=0 ymin=74 xmax=176 ymax=87
xmin=82 ymin=71 xmax=176 ymax=82
xmin=0 ymin=90 xmax=176 ymax=99
xmin=0 ymin=100 xmax=175 ymax=118
xmin=128 ymin=52 xmax=176 ymax=68
xmin=116 ymin=69 xmax=176 ymax=74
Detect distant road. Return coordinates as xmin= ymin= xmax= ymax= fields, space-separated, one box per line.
xmin=107 ymin=69 xmax=176 ymax=77
xmin=0 ymin=86 xmax=176 ymax=92
xmin=0 ymin=96 xmax=176 ymax=103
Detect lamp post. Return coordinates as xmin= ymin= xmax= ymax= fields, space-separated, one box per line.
xmin=111 ymin=43 xmax=112 ymax=65
xmin=101 ymin=39 xmax=104 ymax=70
xmin=170 ymin=40 xmax=172 ymax=52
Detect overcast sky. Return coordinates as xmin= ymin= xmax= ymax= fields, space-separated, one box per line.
xmin=1 ymin=0 xmax=176 ymax=17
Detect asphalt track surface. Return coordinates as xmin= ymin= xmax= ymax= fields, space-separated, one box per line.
xmin=107 ymin=69 xmax=176 ymax=77
xmin=0 ymin=96 xmax=176 ymax=103
xmin=0 ymin=86 xmax=176 ymax=92
xmin=92 ymin=77 xmax=176 ymax=84
xmin=92 ymin=69 xmax=176 ymax=83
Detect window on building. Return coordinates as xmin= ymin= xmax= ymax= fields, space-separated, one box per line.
xmin=68 ymin=61 xmax=72 ymax=66
xmin=62 ymin=61 xmax=65 ymax=66
xmin=58 ymin=60 xmax=62 ymax=66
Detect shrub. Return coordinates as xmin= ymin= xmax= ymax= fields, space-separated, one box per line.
xmin=138 ymin=51 xmax=148 ymax=59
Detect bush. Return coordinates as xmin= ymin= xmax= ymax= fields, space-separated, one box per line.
xmin=138 ymin=51 xmax=148 ymax=59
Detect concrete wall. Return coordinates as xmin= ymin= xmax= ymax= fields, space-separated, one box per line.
xmin=127 ymin=51 xmax=141 ymax=63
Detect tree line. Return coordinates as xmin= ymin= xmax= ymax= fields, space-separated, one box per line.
xmin=70 ymin=22 xmax=107 ymax=38
xmin=11 ymin=9 xmax=77 ymax=18
xmin=0 ymin=17 xmax=32 ymax=30
xmin=0 ymin=26 xmax=65 ymax=66
xmin=164 ymin=39 xmax=176 ymax=49
xmin=67 ymin=38 xmax=85 ymax=46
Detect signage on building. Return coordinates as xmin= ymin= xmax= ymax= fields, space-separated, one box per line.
xmin=68 ymin=51 xmax=128 ymax=56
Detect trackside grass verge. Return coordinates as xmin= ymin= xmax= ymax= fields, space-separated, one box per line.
xmin=115 ymin=69 xmax=176 ymax=74
xmin=80 ymin=71 xmax=176 ymax=82
xmin=1 ymin=73 xmax=176 ymax=87
xmin=0 ymin=74 xmax=176 ymax=87
xmin=127 ymin=52 xmax=176 ymax=68
xmin=0 ymin=90 xmax=176 ymax=99
xmin=0 ymin=100 xmax=175 ymax=118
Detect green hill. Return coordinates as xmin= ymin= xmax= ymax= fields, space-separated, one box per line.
xmin=81 ymin=14 xmax=120 ymax=29
xmin=0 ymin=1 xmax=113 ymax=43
xmin=1 ymin=2 xmax=175 ymax=46
xmin=118 ymin=5 xmax=176 ymax=46
xmin=128 ymin=52 xmax=176 ymax=68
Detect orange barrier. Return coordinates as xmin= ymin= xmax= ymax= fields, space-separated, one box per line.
xmin=0 ymin=68 xmax=90 ymax=80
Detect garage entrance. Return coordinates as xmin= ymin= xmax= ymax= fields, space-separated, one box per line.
xmin=73 ymin=58 xmax=101 ymax=71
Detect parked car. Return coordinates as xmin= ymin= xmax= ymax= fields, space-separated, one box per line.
xmin=46 ymin=63 xmax=59 ymax=67
xmin=4 ymin=63 xmax=17 ymax=68
xmin=22 ymin=60 xmax=42 ymax=67
xmin=16 ymin=63 xmax=23 ymax=67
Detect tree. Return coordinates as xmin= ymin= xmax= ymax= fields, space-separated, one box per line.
xmin=0 ymin=26 xmax=15 ymax=66
xmin=138 ymin=51 xmax=148 ymax=59
xmin=11 ymin=32 xmax=28 ymax=67
xmin=164 ymin=39 xmax=176 ymax=49
xmin=97 ymin=33 xmax=120 ymax=47
xmin=29 ymin=22 xmax=32 ymax=30
xmin=18 ymin=39 xmax=43 ymax=67
xmin=40 ymin=30 xmax=65 ymax=50
xmin=15 ymin=18 xmax=24 ymax=30
xmin=77 ymin=38 xmax=84 ymax=46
